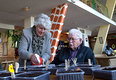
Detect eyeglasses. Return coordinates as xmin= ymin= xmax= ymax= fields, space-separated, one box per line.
xmin=67 ymin=38 xmax=79 ymax=41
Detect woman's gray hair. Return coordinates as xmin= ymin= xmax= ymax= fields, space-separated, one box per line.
xmin=34 ymin=13 xmax=52 ymax=30
xmin=69 ymin=29 xmax=83 ymax=40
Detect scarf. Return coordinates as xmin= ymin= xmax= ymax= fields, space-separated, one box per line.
xmin=32 ymin=26 xmax=45 ymax=56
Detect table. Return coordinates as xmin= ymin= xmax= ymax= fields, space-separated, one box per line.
xmin=95 ymin=56 xmax=116 ymax=67
xmin=1 ymin=61 xmax=14 ymax=70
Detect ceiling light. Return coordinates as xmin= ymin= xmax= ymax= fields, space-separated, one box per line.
xmin=24 ymin=6 xmax=30 ymax=12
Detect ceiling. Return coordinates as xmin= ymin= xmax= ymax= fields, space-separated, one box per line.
xmin=0 ymin=0 xmax=116 ymax=36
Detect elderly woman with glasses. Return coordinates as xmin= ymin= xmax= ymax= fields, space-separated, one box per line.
xmin=18 ymin=13 xmax=51 ymax=66
xmin=52 ymin=29 xmax=96 ymax=65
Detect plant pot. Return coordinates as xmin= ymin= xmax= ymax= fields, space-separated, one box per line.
xmin=28 ymin=65 xmax=57 ymax=75
xmin=17 ymin=67 xmax=28 ymax=72
xmin=0 ymin=70 xmax=23 ymax=80
xmin=56 ymin=67 xmax=84 ymax=80
xmin=77 ymin=64 xmax=101 ymax=75
xmin=94 ymin=66 xmax=116 ymax=80
xmin=28 ymin=64 xmax=55 ymax=68
xmin=14 ymin=71 xmax=50 ymax=80
xmin=0 ymin=71 xmax=11 ymax=80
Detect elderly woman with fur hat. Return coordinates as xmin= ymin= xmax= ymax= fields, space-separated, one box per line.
xmin=18 ymin=13 xmax=51 ymax=66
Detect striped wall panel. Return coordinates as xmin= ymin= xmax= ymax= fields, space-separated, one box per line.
xmin=50 ymin=3 xmax=68 ymax=62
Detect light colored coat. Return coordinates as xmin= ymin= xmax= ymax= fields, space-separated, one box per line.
xmin=18 ymin=28 xmax=51 ymax=66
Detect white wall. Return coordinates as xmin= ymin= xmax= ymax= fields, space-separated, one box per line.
xmin=78 ymin=27 xmax=92 ymax=47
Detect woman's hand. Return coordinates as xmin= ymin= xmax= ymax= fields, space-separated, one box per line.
xmin=31 ymin=54 xmax=43 ymax=65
